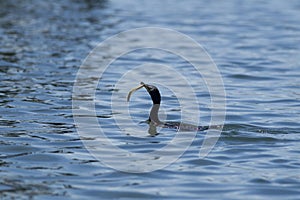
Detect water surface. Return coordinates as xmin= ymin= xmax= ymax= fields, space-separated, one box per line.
xmin=1 ymin=0 xmax=300 ymax=199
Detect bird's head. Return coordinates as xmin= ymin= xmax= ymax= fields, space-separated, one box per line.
xmin=127 ymin=82 xmax=161 ymax=104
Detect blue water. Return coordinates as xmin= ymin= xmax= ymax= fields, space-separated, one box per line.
xmin=1 ymin=0 xmax=300 ymax=199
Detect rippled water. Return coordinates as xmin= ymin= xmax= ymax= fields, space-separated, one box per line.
xmin=1 ymin=0 xmax=300 ymax=199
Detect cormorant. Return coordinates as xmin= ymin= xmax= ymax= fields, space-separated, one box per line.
xmin=127 ymin=82 xmax=208 ymax=132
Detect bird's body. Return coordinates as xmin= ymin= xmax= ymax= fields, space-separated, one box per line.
xmin=163 ymin=121 xmax=208 ymax=131
xmin=127 ymin=82 xmax=208 ymax=134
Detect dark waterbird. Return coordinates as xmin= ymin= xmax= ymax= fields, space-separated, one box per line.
xmin=127 ymin=82 xmax=209 ymax=134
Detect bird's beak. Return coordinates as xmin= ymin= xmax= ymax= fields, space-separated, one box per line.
xmin=127 ymin=82 xmax=145 ymax=102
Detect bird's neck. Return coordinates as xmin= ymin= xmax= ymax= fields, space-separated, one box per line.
xmin=149 ymin=104 xmax=162 ymax=125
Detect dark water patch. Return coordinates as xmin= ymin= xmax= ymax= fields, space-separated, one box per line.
xmin=249 ymin=178 xmax=272 ymax=184
xmin=244 ymin=186 xmax=300 ymax=197
xmin=228 ymin=74 xmax=279 ymax=81
xmin=184 ymin=158 xmax=222 ymax=166
xmin=0 ymin=178 xmax=64 ymax=199
xmin=222 ymin=123 xmax=299 ymax=135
